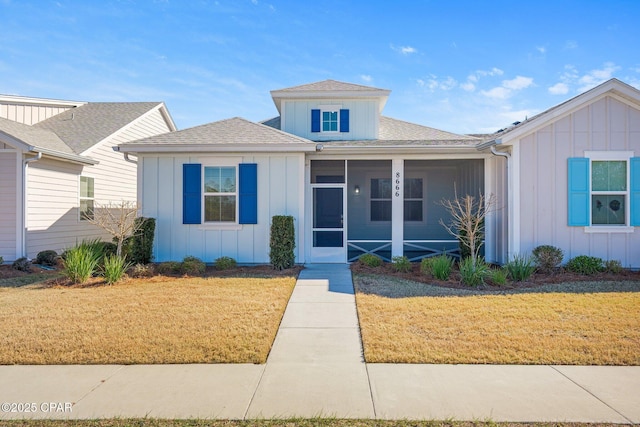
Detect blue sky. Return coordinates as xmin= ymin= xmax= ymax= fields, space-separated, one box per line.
xmin=1 ymin=0 xmax=639 ymax=134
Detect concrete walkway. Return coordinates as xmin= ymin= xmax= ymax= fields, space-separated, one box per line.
xmin=1 ymin=264 xmax=639 ymax=422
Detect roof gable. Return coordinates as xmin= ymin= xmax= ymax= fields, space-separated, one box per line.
xmin=273 ymin=79 xmax=389 ymax=93
xmin=0 ymin=116 xmax=74 ymax=154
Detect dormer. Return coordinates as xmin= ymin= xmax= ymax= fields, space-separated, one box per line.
xmin=270 ymin=80 xmax=390 ymax=141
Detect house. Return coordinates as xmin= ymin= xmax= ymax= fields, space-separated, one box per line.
xmin=0 ymin=95 xmax=176 ymax=262
xmin=117 ymin=78 xmax=640 ymax=268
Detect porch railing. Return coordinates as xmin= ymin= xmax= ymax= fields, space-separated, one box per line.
xmin=403 ymin=240 xmax=461 ymax=262
xmin=347 ymin=240 xmax=392 ymax=262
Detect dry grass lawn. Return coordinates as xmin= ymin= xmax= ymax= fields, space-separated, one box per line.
xmin=354 ymin=274 xmax=640 ymax=365
xmin=0 ymin=275 xmax=296 ymax=364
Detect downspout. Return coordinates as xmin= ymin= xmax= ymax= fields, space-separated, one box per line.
xmin=22 ymin=151 xmax=42 ymax=259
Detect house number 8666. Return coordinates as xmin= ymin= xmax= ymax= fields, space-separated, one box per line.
xmin=395 ymin=172 xmax=401 ymax=197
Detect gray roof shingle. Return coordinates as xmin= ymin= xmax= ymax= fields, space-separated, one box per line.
xmin=0 ymin=116 xmax=74 ymax=154
xmin=34 ymin=102 xmax=161 ymax=154
xmin=272 ymin=79 xmax=389 ymax=93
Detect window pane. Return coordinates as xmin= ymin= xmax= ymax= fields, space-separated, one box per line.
xmin=204 ymin=167 xmax=220 ymax=192
xmin=313 ymin=231 xmax=343 ymax=247
xmin=80 ymin=199 xmax=94 ymax=221
xmin=205 ymin=195 xmax=236 ymax=222
xmin=592 ymin=195 xmax=625 ymax=225
xmin=404 ymin=178 xmax=423 ymax=199
xmin=592 ymin=161 xmax=626 ymax=191
xmin=311 ymin=160 xmax=344 ymax=183
xmin=371 ymin=200 xmax=392 ymax=221
xmin=404 ymin=200 xmax=423 ymax=221
xmin=80 ymin=176 xmax=94 ymax=198
xmin=371 ymin=178 xmax=392 ymax=199
xmin=220 ymin=167 xmax=236 ymax=192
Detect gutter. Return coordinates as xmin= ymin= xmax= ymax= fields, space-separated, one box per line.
xmin=22 ymin=152 xmax=42 ymax=260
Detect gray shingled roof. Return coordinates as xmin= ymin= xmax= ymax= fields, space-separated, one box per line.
xmin=34 ymin=102 xmax=161 ymax=154
xmin=0 ymin=116 xmax=75 ymax=154
xmin=122 ymin=117 xmax=314 ymax=147
xmin=272 ymin=79 xmax=389 ymax=93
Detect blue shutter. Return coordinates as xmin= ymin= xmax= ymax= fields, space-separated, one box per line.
xmin=311 ymin=109 xmax=320 ymax=133
xmin=340 ymin=109 xmax=349 ymax=132
xmin=567 ymin=158 xmax=590 ymax=226
xmin=239 ymin=163 xmax=258 ymax=224
xmin=183 ymin=164 xmax=202 ymax=224
xmin=631 ymin=157 xmax=640 ymax=226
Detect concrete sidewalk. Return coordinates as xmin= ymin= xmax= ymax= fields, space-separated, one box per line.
xmin=1 ymin=264 xmax=639 ymax=422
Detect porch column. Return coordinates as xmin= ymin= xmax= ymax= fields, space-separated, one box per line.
xmin=391 ymin=158 xmax=404 ymax=257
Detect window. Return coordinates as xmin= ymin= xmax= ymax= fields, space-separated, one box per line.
xmin=591 ymin=161 xmax=626 ymax=225
xmin=568 ymin=153 xmax=639 ymax=229
xmin=322 ymin=110 xmax=338 ymax=132
xmin=204 ymin=166 xmax=236 ymax=222
xmin=404 ymin=178 xmax=423 ymax=221
xmin=79 ymin=176 xmax=94 ymax=221
xmin=370 ymin=178 xmax=392 ymax=221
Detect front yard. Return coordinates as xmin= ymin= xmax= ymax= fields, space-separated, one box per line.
xmin=354 ymin=272 xmax=640 ymax=365
xmin=0 ymin=268 xmax=297 ymax=365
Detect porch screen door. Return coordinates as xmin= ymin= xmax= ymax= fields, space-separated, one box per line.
xmin=311 ymin=187 xmax=345 ymax=262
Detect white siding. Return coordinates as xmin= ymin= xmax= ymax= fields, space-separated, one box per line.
xmin=0 ymin=103 xmax=74 ymax=125
xmin=485 ymin=155 xmax=508 ymax=264
xmin=517 ymin=96 xmax=640 ymax=268
xmin=281 ymin=99 xmax=379 ymax=141
xmin=0 ymin=152 xmax=17 ymax=261
xmin=140 ymin=153 xmax=305 ymax=263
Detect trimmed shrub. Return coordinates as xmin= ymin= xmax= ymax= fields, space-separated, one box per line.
xmin=102 ymin=255 xmax=131 ymax=285
xmin=63 ymin=245 xmax=99 ymax=284
xmin=422 ymin=255 xmax=454 ymax=280
xmin=391 ymin=256 xmax=411 ymax=273
xmin=459 ymin=257 xmax=490 ymax=287
xmin=157 ymin=261 xmax=182 ymax=276
xmin=359 ymin=253 xmax=382 ymax=267
xmin=214 ymin=256 xmax=237 ymax=270
xmin=420 ymin=257 xmax=433 ymax=275
xmin=127 ymin=263 xmax=155 ymax=278
xmin=12 ymin=257 xmax=31 ymax=272
xmin=604 ymin=259 xmax=623 ymax=274
xmin=566 ymin=255 xmax=604 ymax=275
xmin=505 ymin=253 xmax=536 ymax=282
xmin=270 ymin=215 xmax=295 ymax=270
xmin=181 ymin=256 xmax=206 ymax=275
xmin=129 ymin=217 xmax=156 ymax=264
xmin=35 ymin=250 xmax=58 ymax=266
xmin=532 ymin=245 xmax=563 ymax=274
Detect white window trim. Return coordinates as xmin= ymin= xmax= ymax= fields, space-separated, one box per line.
xmin=79 ymin=175 xmax=94 ymax=221
xmin=584 ymin=151 xmax=634 ymax=233
xmin=200 ymin=158 xmax=241 ymax=230
xmin=318 ymin=104 xmax=342 ymax=134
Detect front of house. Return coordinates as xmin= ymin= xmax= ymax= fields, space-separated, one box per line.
xmin=118 ymin=79 xmax=640 ymax=268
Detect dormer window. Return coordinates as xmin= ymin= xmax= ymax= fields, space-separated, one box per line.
xmin=311 ymin=108 xmax=350 ymax=133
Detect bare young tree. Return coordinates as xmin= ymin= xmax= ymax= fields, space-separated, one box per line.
xmin=84 ymin=200 xmax=140 ymax=257
xmin=439 ymin=191 xmax=497 ymax=267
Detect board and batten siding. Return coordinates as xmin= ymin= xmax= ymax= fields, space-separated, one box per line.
xmin=139 ymin=153 xmax=305 ymax=263
xmin=0 ymin=152 xmax=18 ymax=261
xmin=484 ymin=155 xmax=508 ymax=264
xmin=281 ymin=99 xmax=378 ymax=141
xmin=0 ymin=102 xmax=75 ymax=125
xmin=517 ymin=95 xmax=640 ymax=268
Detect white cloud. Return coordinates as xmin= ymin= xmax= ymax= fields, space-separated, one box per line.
xmin=548 ymin=82 xmax=569 ymax=95
xmin=564 ymin=40 xmax=578 ymax=49
xmin=360 ymin=74 xmax=372 ymax=83
xmin=481 ymin=86 xmax=510 ymax=99
xmin=418 ymin=75 xmax=457 ymax=92
xmin=503 ymin=76 xmax=533 ymax=90
xmin=578 ymin=62 xmax=620 ymax=91
xmin=536 ymin=46 xmax=546 ymax=54
xmin=391 ymin=44 xmax=417 ymax=55
xmin=477 ymin=67 xmax=503 ymax=77
xmin=416 ymin=79 xmax=425 ymax=87
xmin=460 ymin=81 xmax=475 ymax=92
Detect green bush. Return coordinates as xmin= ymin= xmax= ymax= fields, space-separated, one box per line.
xmin=422 ymin=255 xmax=454 ymax=280
xmin=127 ymin=263 xmax=155 ymax=278
xmin=270 ymin=215 xmax=295 ymax=270
xmin=12 ymin=257 xmax=31 ymax=272
xmin=459 ymin=257 xmax=490 ymax=287
xmin=604 ymin=259 xmax=623 ymax=274
xmin=391 ymin=256 xmax=411 ymax=273
xmin=102 ymin=255 xmax=131 ymax=285
xmin=532 ymin=245 xmax=563 ymax=274
xmin=157 ymin=261 xmax=182 ymax=275
xmin=566 ymin=255 xmax=604 ymax=275
xmin=181 ymin=256 xmax=206 ymax=275
xmin=129 ymin=217 xmax=155 ymax=264
xmin=489 ymin=268 xmax=508 ymax=286
xmin=505 ymin=253 xmax=536 ymax=282
xmin=0 ymin=256 xmax=3 ymax=264
xmin=359 ymin=253 xmax=382 ymax=267
xmin=63 ymin=244 xmax=100 ymax=284
xmin=214 ymin=256 xmax=237 ymax=270
xmin=35 ymin=250 xmax=58 ymax=266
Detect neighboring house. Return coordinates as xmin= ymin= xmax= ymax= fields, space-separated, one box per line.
xmin=117 ymin=78 xmax=640 ymax=268
xmin=0 ymin=95 xmax=176 ymax=262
